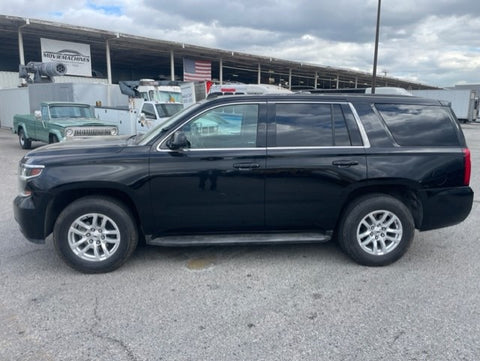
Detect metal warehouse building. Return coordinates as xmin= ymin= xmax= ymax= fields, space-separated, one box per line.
xmin=0 ymin=14 xmax=435 ymax=91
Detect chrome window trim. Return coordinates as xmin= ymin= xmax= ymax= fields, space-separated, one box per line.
xmin=156 ymin=101 xmax=265 ymax=152
xmin=157 ymin=145 xmax=366 ymax=152
xmin=267 ymin=146 xmax=366 ymax=150
xmin=156 ymin=100 xmax=371 ymax=152
xmin=157 ymin=147 xmax=265 ymax=153
xmin=348 ymin=103 xmax=371 ymax=148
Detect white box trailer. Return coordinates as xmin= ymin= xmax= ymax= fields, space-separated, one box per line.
xmin=411 ymin=89 xmax=479 ymax=122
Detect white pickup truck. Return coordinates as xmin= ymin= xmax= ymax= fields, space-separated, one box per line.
xmin=95 ymin=80 xmax=184 ymax=135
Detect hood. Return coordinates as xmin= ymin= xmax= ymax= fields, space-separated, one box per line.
xmin=49 ymin=118 xmax=115 ymax=127
xmin=24 ymin=135 xmax=134 ymax=160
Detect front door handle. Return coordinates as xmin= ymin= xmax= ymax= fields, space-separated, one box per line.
xmin=332 ymin=160 xmax=359 ymax=168
xmin=233 ymin=163 xmax=260 ymax=170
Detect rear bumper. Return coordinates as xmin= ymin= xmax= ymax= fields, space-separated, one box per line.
xmin=419 ymin=186 xmax=474 ymax=231
xmin=13 ymin=196 xmax=46 ymax=244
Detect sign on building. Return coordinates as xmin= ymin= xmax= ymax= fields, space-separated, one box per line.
xmin=41 ymin=38 xmax=92 ymax=77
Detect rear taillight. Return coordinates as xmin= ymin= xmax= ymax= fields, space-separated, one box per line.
xmin=463 ymin=148 xmax=471 ymax=186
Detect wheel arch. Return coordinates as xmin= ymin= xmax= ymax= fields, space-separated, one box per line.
xmin=45 ymin=187 xmax=143 ymax=238
xmin=17 ymin=124 xmax=28 ymax=137
xmin=337 ymin=181 xmax=423 ymax=231
xmin=49 ymin=129 xmax=63 ymax=142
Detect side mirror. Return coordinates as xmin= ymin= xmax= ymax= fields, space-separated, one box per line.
xmin=168 ymin=131 xmax=189 ymax=150
xmin=34 ymin=110 xmax=41 ymax=120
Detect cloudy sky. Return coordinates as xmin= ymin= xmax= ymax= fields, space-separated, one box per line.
xmin=1 ymin=0 xmax=480 ymax=87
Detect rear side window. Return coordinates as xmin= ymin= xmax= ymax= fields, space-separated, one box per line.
xmin=375 ymin=104 xmax=459 ymax=146
xmin=274 ymin=103 xmax=360 ymax=147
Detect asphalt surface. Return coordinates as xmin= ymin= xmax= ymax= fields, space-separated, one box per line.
xmin=1 ymin=125 xmax=479 ymax=361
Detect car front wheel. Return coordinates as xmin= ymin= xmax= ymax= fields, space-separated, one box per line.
xmin=18 ymin=128 xmax=31 ymax=149
xmin=338 ymin=194 xmax=415 ymax=266
xmin=53 ymin=196 xmax=138 ymax=273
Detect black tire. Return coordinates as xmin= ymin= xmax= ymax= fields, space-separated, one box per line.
xmin=53 ymin=196 xmax=138 ymax=273
xmin=18 ymin=128 xmax=31 ymax=149
xmin=338 ymin=194 xmax=414 ymax=266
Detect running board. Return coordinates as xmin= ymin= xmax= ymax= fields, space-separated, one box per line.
xmin=147 ymin=232 xmax=332 ymax=247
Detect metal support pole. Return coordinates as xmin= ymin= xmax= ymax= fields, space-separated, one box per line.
xmin=170 ymin=50 xmax=175 ymax=81
xmin=336 ymin=75 xmax=340 ymax=89
xmin=355 ymin=77 xmax=358 ymax=88
xmin=372 ymin=0 xmax=382 ymax=94
xmin=258 ymin=64 xmax=261 ymax=84
xmin=18 ymin=19 xmax=29 ymax=66
xmin=106 ymin=40 xmax=112 ymax=85
xmin=106 ymin=39 xmax=113 ymax=106
xmin=219 ymin=58 xmax=223 ymax=84
xmin=314 ymin=72 xmax=318 ymax=89
xmin=288 ymin=69 xmax=292 ymax=90
xmin=18 ymin=29 xmax=25 ymax=65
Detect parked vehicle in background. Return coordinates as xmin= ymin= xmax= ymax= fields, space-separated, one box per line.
xmin=14 ymin=94 xmax=473 ymax=273
xmin=95 ymin=79 xmax=184 ymax=135
xmin=13 ymin=101 xmax=118 ymax=149
xmin=411 ymin=89 xmax=479 ymax=123
xmin=207 ymin=83 xmax=291 ymax=98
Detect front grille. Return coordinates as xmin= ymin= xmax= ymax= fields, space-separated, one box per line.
xmin=68 ymin=127 xmax=115 ymax=136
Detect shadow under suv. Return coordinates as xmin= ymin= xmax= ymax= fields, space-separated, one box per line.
xmin=14 ymin=94 xmax=473 ymax=273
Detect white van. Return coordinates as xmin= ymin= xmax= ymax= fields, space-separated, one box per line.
xmin=207 ymin=83 xmax=291 ymax=98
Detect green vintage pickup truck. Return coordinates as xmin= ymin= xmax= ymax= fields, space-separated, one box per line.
xmin=13 ymin=102 xmax=119 ymax=149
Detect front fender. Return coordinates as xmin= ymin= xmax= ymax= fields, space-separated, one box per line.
xmin=14 ymin=122 xmax=29 ymax=137
xmin=49 ymin=129 xmax=65 ymax=142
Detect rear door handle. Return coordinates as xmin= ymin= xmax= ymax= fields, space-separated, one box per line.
xmin=332 ymin=160 xmax=359 ymax=168
xmin=233 ymin=163 xmax=260 ymax=170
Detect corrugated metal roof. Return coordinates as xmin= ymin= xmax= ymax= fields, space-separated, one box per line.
xmin=0 ymin=14 xmax=436 ymax=89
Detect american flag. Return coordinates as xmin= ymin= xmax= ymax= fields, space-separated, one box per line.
xmin=183 ymin=58 xmax=212 ymax=81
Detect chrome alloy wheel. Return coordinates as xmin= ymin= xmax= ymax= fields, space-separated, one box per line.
xmin=356 ymin=210 xmax=403 ymax=256
xmin=68 ymin=213 xmax=121 ymax=262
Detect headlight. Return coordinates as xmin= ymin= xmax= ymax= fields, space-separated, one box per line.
xmin=110 ymin=127 xmax=118 ymax=136
xmin=19 ymin=164 xmax=44 ymax=179
xmin=65 ymin=128 xmax=74 ymax=137
xmin=18 ymin=163 xmax=44 ymax=196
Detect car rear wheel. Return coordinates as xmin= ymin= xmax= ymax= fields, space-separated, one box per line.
xmin=18 ymin=128 xmax=31 ymax=149
xmin=338 ymin=194 xmax=414 ymax=266
xmin=53 ymin=196 xmax=138 ymax=273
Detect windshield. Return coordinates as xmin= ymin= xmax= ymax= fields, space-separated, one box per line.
xmin=150 ymin=91 xmax=183 ymax=103
xmin=49 ymin=105 xmax=94 ymax=119
xmin=155 ymin=103 xmax=184 ymax=118
xmin=136 ymin=102 xmax=202 ymax=145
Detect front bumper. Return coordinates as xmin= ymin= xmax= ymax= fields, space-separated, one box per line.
xmin=13 ymin=196 xmax=46 ymax=243
xmin=419 ymin=186 xmax=474 ymax=231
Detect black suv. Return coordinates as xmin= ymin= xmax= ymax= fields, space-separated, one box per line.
xmin=14 ymin=94 xmax=473 ymax=273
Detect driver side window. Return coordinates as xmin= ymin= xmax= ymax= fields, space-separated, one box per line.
xmin=179 ymin=104 xmax=259 ymax=149
xmin=41 ymin=106 xmax=49 ymax=121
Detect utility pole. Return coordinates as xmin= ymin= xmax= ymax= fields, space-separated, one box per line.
xmin=371 ymin=0 xmax=381 ymax=94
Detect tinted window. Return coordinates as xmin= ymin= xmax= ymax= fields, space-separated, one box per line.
xmin=275 ymin=103 xmax=332 ymax=146
xmin=376 ymin=104 xmax=459 ymax=146
xmin=332 ymin=104 xmax=351 ymax=146
xmin=179 ymin=104 xmax=258 ymax=148
xmin=275 ymin=103 xmax=355 ymax=147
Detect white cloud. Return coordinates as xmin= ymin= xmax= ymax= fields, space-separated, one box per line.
xmin=0 ymin=0 xmax=479 ymax=86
